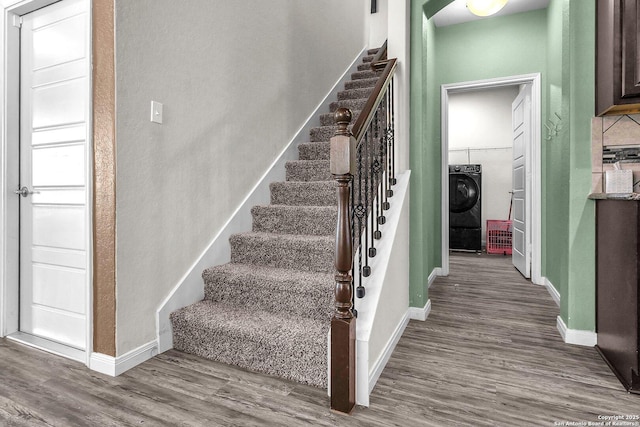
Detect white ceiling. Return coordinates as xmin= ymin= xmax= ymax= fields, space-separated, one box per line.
xmin=431 ymin=0 xmax=550 ymax=27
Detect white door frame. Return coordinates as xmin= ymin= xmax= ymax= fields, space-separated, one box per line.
xmin=0 ymin=0 xmax=94 ymax=366
xmin=440 ymin=73 xmax=542 ymax=285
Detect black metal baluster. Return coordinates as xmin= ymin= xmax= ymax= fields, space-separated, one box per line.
xmin=350 ymin=176 xmax=357 ymax=317
xmin=369 ymin=111 xmax=379 ymax=257
xmin=355 ymin=142 xmax=364 ymax=297
xmin=361 ymin=128 xmax=371 ymax=283
xmin=389 ymin=77 xmax=396 ymax=188
xmin=382 ymin=89 xmax=391 ymax=211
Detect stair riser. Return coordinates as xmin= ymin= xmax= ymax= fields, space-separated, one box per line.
xmin=171 ymin=311 xmax=327 ymax=388
xmin=285 ymin=161 xmax=331 ymax=182
xmin=320 ymin=110 xmax=361 ymax=127
xmin=345 ymin=78 xmax=378 ymax=90
xmin=357 ymin=63 xmax=374 ymax=72
xmin=204 ymin=278 xmax=332 ymax=322
xmin=352 ymin=70 xmax=379 ymax=80
xmin=298 ymin=142 xmax=330 ymax=161
xmin=230 ymin=234 xmax=334 ymax=273
xmin=270 ymin=182 xmax=336 ymax=206
xmin=338 ymin=87 xmax=373 ymax=101
xmin=310 ymin=126 xmax=338 ymax=143
xmin=252 ymin=206 xmax=336 ymax=235
xmin=330 ymin=99 xmax=368 ymax=113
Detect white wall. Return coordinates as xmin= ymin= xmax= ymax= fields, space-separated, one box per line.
xmin=367 ymin=0 xmax=388 ymax=48
xmin=114 ymin=0 xmax=366 ymax=355
xmin=448 ymin=86 xmax=519 ymax=241
xmin=388 ymin=0 xmax=411 ymax=173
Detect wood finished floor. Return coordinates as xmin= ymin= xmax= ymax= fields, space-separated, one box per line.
xmin=1 ymin=253 xmax=638 ymax=426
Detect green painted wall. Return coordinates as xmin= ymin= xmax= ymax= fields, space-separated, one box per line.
xmin=410 ymin=0 xmax=597 ymax=332
xmin=546 ymin=0 xmax=571 ymax=322
xmin=434 ymin=10 xmax=548 ymax=85
xmin=409 ymin=1 xmax=438 ymax=308
xmin=565 ymin=0 xmax=596 ymax=331
xmin=409 ymin=0 xmax=427 ymax=308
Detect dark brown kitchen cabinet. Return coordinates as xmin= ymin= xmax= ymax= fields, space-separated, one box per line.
xmin=596 ymin=0 xmax=640 ymax=116
xmin=596 ymin=199 xmax=640 ymax=393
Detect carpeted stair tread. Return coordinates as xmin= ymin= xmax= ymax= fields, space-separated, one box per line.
xmin=252 ymin=204 xmax=335 ymax=235
xmin=203 ymin=263 xmax=333 ymax=321
xmin=320 ymin=110 xmax=361 ymax=127
xmin=270 ymin=181 xmax=336 ymax=206
xmin=170 ymin=300 xmax=327 ymax=387
xmin=352 ymin=70 xmax=380 ymax=80
xmin=367 ymin=47 xmax=380 ymax=55
xmin=285 ymin=160 xmax=331 ymax=182
xmin=357 ymin=62 xmax=374 ymax=71
xmin=330 ymin=98 xmax=368 ymax=113
xmin=345 ymin=77 xmax=378 ymax=90
xmin=338 ymin=87 xmax=374 ymax=101
xmin=298 ymin=142 xmax=331 ymax=160
xmin=363 ymin=55 xmax=375 ymax=63
xmin=230 ymin=232 xmax=333 ymax=273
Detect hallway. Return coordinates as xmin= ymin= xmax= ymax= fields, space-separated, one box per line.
xmin=0 ymin=254 xmax=638 ymax=426
xmin=378 ymin=253 xmax=639 ymax=425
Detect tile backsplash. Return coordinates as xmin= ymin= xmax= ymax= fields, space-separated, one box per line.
xmin=592 ymin=114 xmax=640 ymax=193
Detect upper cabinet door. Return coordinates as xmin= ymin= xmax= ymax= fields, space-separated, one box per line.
xmin=622 ymin=0 xmax=640 ymax=99
xmin=596 ymin=0 xmax=640 ymax=116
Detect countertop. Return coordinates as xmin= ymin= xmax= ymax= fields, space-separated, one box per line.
xmin=589 ymin=193 xmax=640 ymax=201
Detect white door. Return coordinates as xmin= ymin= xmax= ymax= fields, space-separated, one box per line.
xmin=511 ymin=85 xmax=531 ymax=278
xmin=19 ymin=0 xmax=89 ymax=351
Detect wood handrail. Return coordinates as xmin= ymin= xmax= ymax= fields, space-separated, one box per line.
xmin=370 ymin=40 xmax=387 ymax=70
xmin=351 ymin=58 xmax=397 ymax=143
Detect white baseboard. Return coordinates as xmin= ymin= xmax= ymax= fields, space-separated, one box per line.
xmin=427 ymin=267 xmax=442 ymax=289
xmin=368 ymin=311 xmax=410 ymax=395
xmin=90 ymin=340 xmax=158 ymax=377
xmin=556 ymin=316 xmax=597 ymax=347
xmin=408 ymin=299 xmax=431 ymax=322
xmin=543 ymin=276 xmax=560 ymax=307
xmin=155 ymin=47 xmax=368 ymax=354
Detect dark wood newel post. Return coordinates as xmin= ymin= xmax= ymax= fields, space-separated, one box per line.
xmin=330 ymin=108 xmax=356 ymax=414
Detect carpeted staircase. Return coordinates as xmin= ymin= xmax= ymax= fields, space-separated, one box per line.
xmin=170 ymin=48 xmax=381 ymax=388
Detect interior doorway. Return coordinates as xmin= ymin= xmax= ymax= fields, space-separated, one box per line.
xmin=1 ymin=0 xmax=92 ymax=364
xmin=440 ymin=74 xmax=542 ymax=285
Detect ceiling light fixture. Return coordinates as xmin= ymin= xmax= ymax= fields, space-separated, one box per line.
xmin=466 ymin=0 xmax=508 ymax=17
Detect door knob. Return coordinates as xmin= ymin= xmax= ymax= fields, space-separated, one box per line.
xmin=14 ymin=186 xmax=39 ymax=197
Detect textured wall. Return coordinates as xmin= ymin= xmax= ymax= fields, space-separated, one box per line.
xmin=448 ymin=86 xmax=519 ymax=239
xmin=114 ymin=0 xmax=366 ymax=354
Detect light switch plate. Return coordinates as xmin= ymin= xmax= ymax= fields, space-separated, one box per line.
xmin=150 ymin=101 xmax=163 ymax=124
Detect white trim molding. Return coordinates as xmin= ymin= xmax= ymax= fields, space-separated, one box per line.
xmin=543 ymin=277 xmax=561 ymax=307
xmin=90 ymin=340 xmax=159 ymax=377
xmin=408 ymin=299 xmax=432 ymax=322
xmin=368 ymin=311 xmax=410 ymax=394
xmin=556 ymin=316 xmax=597 ymax=347
xmin=428 ymin=267 xmax=442 ymax=288
xmin=440 ymin=74 xmax=542 ymax=284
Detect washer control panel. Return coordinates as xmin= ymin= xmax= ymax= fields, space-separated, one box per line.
xmin=449 ymin=164 xmax=481 ymax=174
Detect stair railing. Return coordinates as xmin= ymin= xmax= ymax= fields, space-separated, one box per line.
xmin=329 ymin=51 xmax=397 ymax=413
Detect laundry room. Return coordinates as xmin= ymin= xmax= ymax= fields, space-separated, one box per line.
xmin=448 ymin=85 xmax=519 ymax=252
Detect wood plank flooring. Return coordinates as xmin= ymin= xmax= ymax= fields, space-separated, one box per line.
xmin=1 ymin=253 xmax=638 ymax=426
